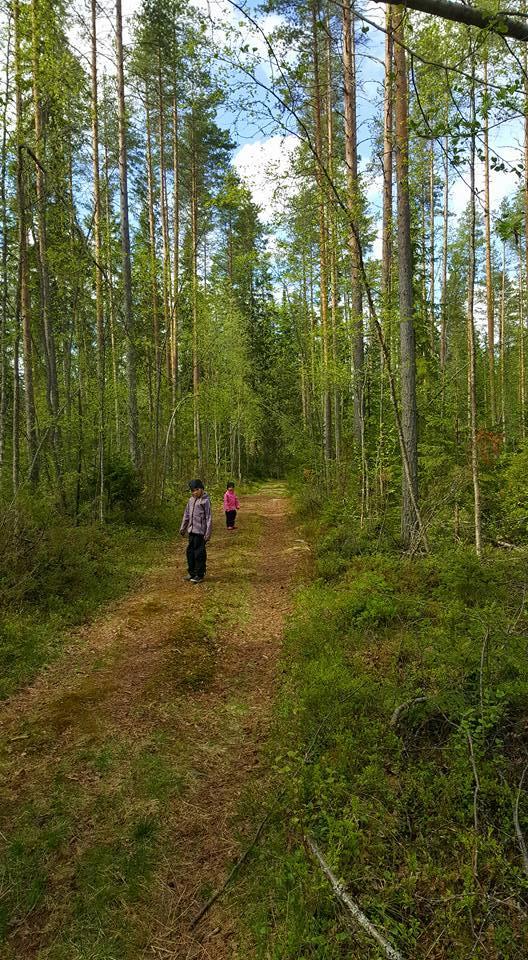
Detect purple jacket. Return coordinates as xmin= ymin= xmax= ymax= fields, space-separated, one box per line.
xmin=180 ymin=493 xmax=212 ymax=540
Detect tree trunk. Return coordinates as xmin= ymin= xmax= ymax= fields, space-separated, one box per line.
xmin=311 ymin=0 xmax=332 ymax=464
xmin=157 ymin=53 xmax=172 ymax=393
xmin=378 ymin=4 xmax=393 ymax=500
xmin=326 ymin=26 xmax=340 ymax=462
xmin=524 ymin=44 xmax=528 ymax=437
xmin=440 ymin=132 xmax=449 ymax=381
xmin=467 ymin=71 xmax=482 ymax=556
xmin=429 ymin=141 xmax=435 ymax=354
xmin=116 ymin=0 xmax=139 ymax=467
xmin=381 ymin=4 xmax=393 ymax=313
xmin=483 ymin=54 xmax=495 ymax=426
xmin=378 ymin=0 xmax=528 ymax=40
xmin=172 ymin=91 xmax=180 ymax=401
xmin=91 ymin=0 xmax=105 ymax=522
xmin=102 ymin=95 xmax=121 ymax=451
xmin=0 ymin=16 xmax=11 ymax=492
xmin=190 ymin=113 xmax=202 ymax=469
xmin=14 ymin=0 xmax=38 ymax=486
xmin=342 ymin=0 xmax=364 ymax=457
xmin=393 ymin=9 xmax=419 ymax=546
xmin=32 ymin=0 xmax=63 ymax=498
xmin=518 ymin=239 xmax=525 ymax=442
xmin=145 ymin=93 xmax=161 ymax=494
xmin=500 ymin=241 xmax=506 ymax=444
xmin=12 ymin=306 xmax=20 ymax=494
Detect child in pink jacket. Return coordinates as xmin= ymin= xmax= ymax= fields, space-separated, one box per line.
xmin=223 ymin=482 xmax=240 ymax=530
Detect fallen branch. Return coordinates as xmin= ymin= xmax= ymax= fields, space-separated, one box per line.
xmin=479 ymin=630 xmax=490 ymax=724
xmin=188 ymin=708 xmax=344 ymax=930
xmin=305 ymin=836 xmax=404 ymax=960
xmin=189 ymin=806 xmax=274 ymax=930
xmin=390 ymin=696 xmax=428 ymax=729
xmin=513 ymin=763 xmax=528 ymax=880
xmin=466 ymin=731 xmax=480 ymax=881
xmin=494 ymin=539 xmax=523 ymax=551
xmin=189 ymin=690 xmax=368 ymax=931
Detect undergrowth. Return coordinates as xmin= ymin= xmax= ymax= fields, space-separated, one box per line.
xmin=0 ymin=499 xmax=181 ymax=701
xmin=239 ymin=485 xmax=528 ymax=959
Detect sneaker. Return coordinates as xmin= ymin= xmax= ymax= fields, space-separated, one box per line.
xmin=191 ymin=576 xmax=204 ymax=584
xmin=183 ymin=574 xmax=193 ymax=581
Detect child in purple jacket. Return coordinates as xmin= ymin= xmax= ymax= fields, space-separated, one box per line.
xmin=180 ymin=479 xmax=212 ymax=583
xmin=223 ymin=482 xmax=240 ymax=531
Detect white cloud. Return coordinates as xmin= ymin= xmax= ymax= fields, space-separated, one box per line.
xmin=233 ymin=134 xmax=298 ymax=221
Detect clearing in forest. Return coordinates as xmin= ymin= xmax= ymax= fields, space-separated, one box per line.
xmin=0 ymin=484 xmax=308 ymax=959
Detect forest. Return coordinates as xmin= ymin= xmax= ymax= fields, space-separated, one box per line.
xmin=1 ymin=0 xmax=528 ymax=957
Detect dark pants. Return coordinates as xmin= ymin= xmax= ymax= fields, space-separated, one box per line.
xmin=187 ymin=533 xmax=206 ymax=579
xmin=225 ymin=509 xmax=237 ymax=529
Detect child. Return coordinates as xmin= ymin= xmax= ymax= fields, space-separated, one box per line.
xmin=180 ymin=479 xmax=212 ymax=583
xmin=223 ymin=482 xmax=240 ymax=531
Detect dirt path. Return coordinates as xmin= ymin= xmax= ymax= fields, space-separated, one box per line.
xmin=0 ymin=484 xmax=308 ymax=959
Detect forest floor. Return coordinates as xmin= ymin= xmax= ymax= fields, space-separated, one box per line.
xmin=0 ymin=483 xmax=309 ymax=959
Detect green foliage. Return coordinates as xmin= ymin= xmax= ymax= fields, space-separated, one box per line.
xmin=104 ymin=457 xmax=142 ymax=512
xmin=239 ymin=500 xmax=528 ymax=959
xmin=499 ymin=446 xmax=528 ymax=540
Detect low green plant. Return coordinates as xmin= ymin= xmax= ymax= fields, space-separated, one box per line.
xmin=238 ymin=499 xmax=528 ymax=959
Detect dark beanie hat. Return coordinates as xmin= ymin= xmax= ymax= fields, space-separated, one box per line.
xmin=189 ymin=479 xmax=204 ymax=491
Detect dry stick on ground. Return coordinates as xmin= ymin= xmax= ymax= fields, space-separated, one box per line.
xmin=390 ymin=695 xmax=428 ymax=728
xmin=466 ymin=730 xmax=480 ymax=881
xmin=188 ymin=730 xmax=314 ymax=929
xmin=304 ymin=836 xmax=404 ymax=960
xmin=513 ymin=763 xmax=528 ymax=879
xmin=506 ymin=583 xmax=527 ymax=635
xmin=189 ymin=805 xmax=276 ymax=931
xmin=479 ymin=629 xmax=490 ymax=724
xmin=189 ymin=692 xmax=367 ymax=930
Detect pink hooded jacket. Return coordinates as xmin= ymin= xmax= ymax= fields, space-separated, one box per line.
xmin=223 ymin=489 xmax=240 ymax=512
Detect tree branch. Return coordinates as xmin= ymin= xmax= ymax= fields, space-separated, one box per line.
xmin=305 ymin=836 xmax=404 ymax=960
xmin=373 ymin=0 xmax=528 ymax=41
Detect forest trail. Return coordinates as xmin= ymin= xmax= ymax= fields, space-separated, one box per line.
xmin=0 ymin=484 xmax=309 ymax=959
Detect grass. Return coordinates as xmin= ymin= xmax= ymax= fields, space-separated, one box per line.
xmin=0 ymin=733 xmax=184 ymax=959
xmin=236 ymin=501 xmax=528 ymax=959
